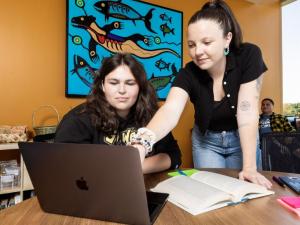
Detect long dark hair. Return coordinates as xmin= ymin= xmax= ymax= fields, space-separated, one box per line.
xmin=188 ymin=0 xmax=243 ymax=50
xmin=84 ymin=53 xmax=158 ymax=134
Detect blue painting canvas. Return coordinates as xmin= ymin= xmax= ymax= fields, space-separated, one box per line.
xmin=66 ymin=0 xmax=183 ymax=99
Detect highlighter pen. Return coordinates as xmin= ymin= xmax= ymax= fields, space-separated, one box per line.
xmin=272 ymin=176 xmax=285 ymax=187
xmin=177 ymin=169 xmax=187 ymax=176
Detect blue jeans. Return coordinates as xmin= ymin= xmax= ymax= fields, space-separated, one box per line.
xmin=192 ymin=125 xmax=262 ymax=170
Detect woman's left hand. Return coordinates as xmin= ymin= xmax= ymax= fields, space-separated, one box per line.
xmin=239 ymin=169 xmax=272 ymax=189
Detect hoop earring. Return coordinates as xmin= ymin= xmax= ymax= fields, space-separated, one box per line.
xmin=224 ymin=47 xmax=230 ymax=56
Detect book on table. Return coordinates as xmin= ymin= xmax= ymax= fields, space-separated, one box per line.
xmin=279 ymin=176 xmax=300 ymax=194
xmin=151 ymin=171 xmax=274 ymax=215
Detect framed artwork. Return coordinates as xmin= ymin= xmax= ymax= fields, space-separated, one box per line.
xmin=66 ymin=0 xmax=183 ymax=99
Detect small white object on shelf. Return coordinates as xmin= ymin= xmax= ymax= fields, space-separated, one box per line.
xmin=0 ymin=143 xmax=19 ymax=151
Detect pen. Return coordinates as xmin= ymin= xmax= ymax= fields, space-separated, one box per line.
xmin=177 ymin=169 xmax=187 ymax=176
xmin=272 ymin=176 xmax=285 ymax=187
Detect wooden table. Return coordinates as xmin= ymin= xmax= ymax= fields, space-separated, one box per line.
xmin=0 ymin=169 xmax=299 ymax=225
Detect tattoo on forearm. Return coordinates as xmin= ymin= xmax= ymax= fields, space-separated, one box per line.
xmin=240 ymin=101 xmax=251 ymax=111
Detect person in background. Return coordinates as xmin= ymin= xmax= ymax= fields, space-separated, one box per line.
xmin=296 ymin=118 xmax=300 ymax=131
xmin=130 ymin=0 xmax=272 ymax=188
xmin=55 ymin=53 xmax=181 ymax=174
xmin=259 ymin=98 xmax=296 ymax=137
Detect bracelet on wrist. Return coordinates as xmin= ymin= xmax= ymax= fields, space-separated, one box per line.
xmin=129 ymin=128 xmax=156 ymax=154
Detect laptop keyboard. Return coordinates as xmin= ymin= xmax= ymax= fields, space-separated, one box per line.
xmin=146 ymin=191 xmax=160 ymax=216
xmin=147 ymin=202 xmax=158 ymax=216
xmin=146 ymin=191 xmax=169 ymax=222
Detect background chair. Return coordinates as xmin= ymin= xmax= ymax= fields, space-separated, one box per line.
xmin=285 ymin=115 xmax=298 ymax=130
xmin=296 ymin=118 xmax=300 ymax=131
xmin=261 ymin=132 xmax=300 ymax=173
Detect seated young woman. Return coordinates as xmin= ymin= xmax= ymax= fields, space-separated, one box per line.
xmin=54 ymin=53 xmax=181 ymax=174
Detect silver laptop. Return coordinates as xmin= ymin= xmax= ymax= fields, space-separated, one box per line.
xmin=19 ymin=142 xmax=169 ymax=225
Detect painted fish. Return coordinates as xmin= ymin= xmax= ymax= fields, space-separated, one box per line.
xmin=160 ymin=23 xmax=174 ymax=37
xmin=149 ymin=64 xmax=177 ymax=90
xmin=71 ymin=15 xmax=181 ymax=59
xmin=160 ymin=13 xmax=172 ymax=23
xmin=155 ymin=58 xmax=170 ymax=71
xmin=71 ymin=55 xmax=98 ymax=88
xmin=94 ymin=0 xmax=157 ymax=33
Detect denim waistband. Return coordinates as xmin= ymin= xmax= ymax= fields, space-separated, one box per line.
xmin=205 ymin=129 xmax=238 ymax=134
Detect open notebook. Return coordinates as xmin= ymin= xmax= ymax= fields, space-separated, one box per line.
xmin=19 ymin=142 xmax=169 ymax=225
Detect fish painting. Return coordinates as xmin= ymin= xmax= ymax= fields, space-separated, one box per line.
xmin=149 ymin=63 xmax=177 ymax=91
xmin=155 ymin=58 xmax=170 ymax=71
xmin=160 ymin=13 xmax=172 ymax=23
xmin=71 ymin=55 xmax=98 ymax=87
xmin=94 ymin=0 xmax=157 ymax=33
xmin=71 ymin=15 xmax=180 ymax=59
xmin=160 ymin=23 xmax=174 ymax=37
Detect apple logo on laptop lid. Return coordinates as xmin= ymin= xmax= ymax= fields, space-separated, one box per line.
xmin=76 ymin=177 xmax=89 ymax=190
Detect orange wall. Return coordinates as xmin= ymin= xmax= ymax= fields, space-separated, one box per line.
xmin=0 ymin=0 xmax=281 ymax=167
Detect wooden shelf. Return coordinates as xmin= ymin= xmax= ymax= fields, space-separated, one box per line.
xmin=0 ymin=143 xmax=33 ymax=204
xmin=0 ymin=143 xmax=19 ymax=151
xmin=22 ymin=162 xmax=33 ymax=191
xmin=0 ymin=187 xmax=21 ymax=195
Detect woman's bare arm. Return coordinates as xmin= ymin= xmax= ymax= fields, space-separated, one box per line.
xmin=146 ymin=87 xmax=189 ymax=142
xmin=237 ymin=75 xmax=272 ymax=188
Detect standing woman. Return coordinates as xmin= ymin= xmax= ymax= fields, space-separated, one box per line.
xmin=55 ymin=53 xmax=181 ymax=174
xmin=130 ymin=0 xmax=271 ymax=187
